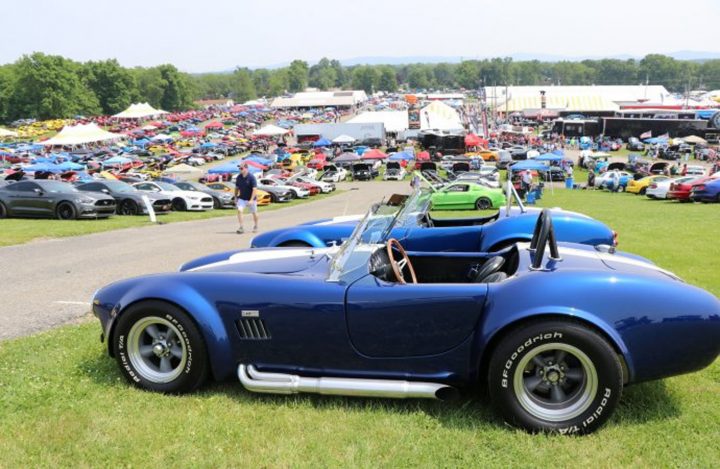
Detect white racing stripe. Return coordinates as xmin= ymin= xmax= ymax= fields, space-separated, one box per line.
xmin=314 ymin=214 xmax=364 ymax=225
xmin=555 ymin=246 xmax=679 ymax=279
xmin=188 ymin=248 xmax=334 ymax=272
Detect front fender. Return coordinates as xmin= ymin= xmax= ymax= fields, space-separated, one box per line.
xmin=251 ymin=228 xmax=327 ymax=248
xmin=104 ymin=276 xmax=234 ymax=381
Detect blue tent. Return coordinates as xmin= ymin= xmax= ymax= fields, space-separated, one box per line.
xmin=535 ymin=153 xmax=564 ymax=162
xmin=208 ymin=162 xmax=261 ymax=174
xmin=103 ymin=156 xmax=132 ymax=166
xmin=245 ymin=155 xmax=273 ymax=166
xmin=23 ymin=163 xmax=63 ymax=173
xmin=644 ymin=136 xmax=669 ymax=144
xmin=313 ymin=137 xmax=332 ymax=147
xmin=388 ymin=151 xmax=414 ymax=161
xmin=201 ymin=142 xmax=217 ymax=149
xmin=509 ymin=160 xmax=548 ymax=171
xmin=56 ymin=161 xmax=86 ymax=171
xmin=551 ymin=149 xmax=565 ymax=156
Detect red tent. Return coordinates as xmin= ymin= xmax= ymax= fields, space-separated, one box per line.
xmin=361 ymin=149 xmax=387 ymax=160
xmin=416 ymin=151 xmax=430 ymax=161
xmin=205 ymin=121 xmax=223 ymax=129
xmin=465 ymin=133 xmax=482 ymax=147
xmin=244 ymin=160 xmax=268 ymax=170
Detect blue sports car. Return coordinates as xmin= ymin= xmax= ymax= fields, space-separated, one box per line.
xmin=251 ymin=188 xmax=618 ymax=252
xmin=93 ymin=204 xmax=720 ymax=434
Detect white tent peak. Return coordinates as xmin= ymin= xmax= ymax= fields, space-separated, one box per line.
xmin=253 ymin=124 xmax=289 ymax=136
xmin=113 ymin=102 xmax=168 ymax=119
xmin=41 ymin=123 xmax=125 ymax=146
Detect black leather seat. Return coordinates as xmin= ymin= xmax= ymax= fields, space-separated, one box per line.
xmin=469 ymin=256 xmax=505 ymax=283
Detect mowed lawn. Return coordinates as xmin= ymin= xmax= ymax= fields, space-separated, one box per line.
xmin=0 ymin=190 xmax=342 ymax=247
xmin=1 ymin=189 xmax=719 ymax=467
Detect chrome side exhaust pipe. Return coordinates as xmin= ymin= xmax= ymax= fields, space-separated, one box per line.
xmin=238 ymin=365 xmax=458 ymax=401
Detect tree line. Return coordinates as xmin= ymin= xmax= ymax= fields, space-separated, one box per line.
xmin=1 ymin=52 xmax=719 ymax=123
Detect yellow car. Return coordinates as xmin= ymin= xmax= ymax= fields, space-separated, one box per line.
xmin=474 ymin=150 xmax=499 ymax=162
xmin=626 ymin=175 xmax=670 ymax=195
xmin=205 ymin=182 xmax=272 ymax=206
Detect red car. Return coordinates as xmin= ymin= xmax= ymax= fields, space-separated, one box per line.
xmin=668 ymin=176 xmax=717 ymax=202
xmin=270 ymin=176 xmax=320 ymax=195
xmin=307 ymin=156 xmax=327 ymax=170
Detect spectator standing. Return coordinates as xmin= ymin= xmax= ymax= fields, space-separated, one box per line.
xmin=234 ymin=164 xmax=259 ymax=234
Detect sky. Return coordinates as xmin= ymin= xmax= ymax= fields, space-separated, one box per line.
xmin=4 ymin=0 xmax=720 ymax=72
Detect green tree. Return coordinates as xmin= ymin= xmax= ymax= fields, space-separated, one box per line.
xmin=351 ymin=66 xmax=379 ymax=93
xmin=456 ymin=61 xmax=480 ymax=89
xmin=268 ymin=69 xmax=289 ymax=96
xmin=156 ymin=64 xmax=193 ymax=111
xmin=639 ymin=54 xmax=682 ymax=91
xmin=377 ymin=66 xmax=398 ymax=92
xmin=309 ymin=58 xmax=338 ymax=90
xmin=407 ymin=65 xmax=431 ymax=89
xmin=7 ymin=52 xmax=100 ymax=120
xmin=433 ymin=63 xmax=456 ymax=88
xmin=132 ymin=67 xmax=165 ymax=108
xmin=287 ymin=60 xmax=309 ymax=92
xmin=252 ymin=69 xmax=272 ymax=96
xmin=231 ymin=68 xmax=256 ymax=102
xmin=700 ymin=60 xmax=720 ymax=90
xmin=84 ymin=59 xmax=136 ymax=114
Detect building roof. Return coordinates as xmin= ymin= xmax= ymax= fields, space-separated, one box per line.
xmin=501 ymin=95 xmax=620 ymax=112
xmin=420 ymin=101 xmax=464 ymax=130
xmin=270 ymin=90 xmax=368 ymax=108
xmin=348 ymin=111 xmax=409 ymax=133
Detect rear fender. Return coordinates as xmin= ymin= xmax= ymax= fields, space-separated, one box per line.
xmin=476 ymin=307 xmax=634 ymax=383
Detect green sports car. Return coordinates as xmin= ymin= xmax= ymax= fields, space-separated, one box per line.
xmin=430 ymin=181 xmax=506 ymax=210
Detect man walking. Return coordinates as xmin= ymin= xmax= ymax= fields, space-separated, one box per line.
xmin=234 ymin=163 xmax=258 ymax=234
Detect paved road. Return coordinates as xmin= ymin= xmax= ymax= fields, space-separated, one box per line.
xmin=0 ymin=181 xmax=408 ymax=340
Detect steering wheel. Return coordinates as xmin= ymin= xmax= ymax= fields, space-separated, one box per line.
xmin=386 ymin=238 xmax=417 ymax=284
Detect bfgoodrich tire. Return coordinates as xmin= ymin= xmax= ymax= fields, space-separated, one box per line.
xmin=488 ymin=320 xmax=622 ymax=435
xmin=113 ymin=300 xmax=208 ymax=393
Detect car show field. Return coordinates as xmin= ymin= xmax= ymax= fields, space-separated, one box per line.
xmin=0 ymin=184 xmax=719 ymax=466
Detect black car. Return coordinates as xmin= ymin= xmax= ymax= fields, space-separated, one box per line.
xmin=538 ymin=167 xmax=567 ymax=182
xmin=626 ymin=137 xmax=645 ymax=151
xmin=173 ymin=181 xmax=235 ymax=208
xmin=351 ymin=163 xmax=378 ymax=181
xmin=0 ymin=180 xmax=116 ymax=220
xmin=76 ymin=180 xmax=172 ymax=215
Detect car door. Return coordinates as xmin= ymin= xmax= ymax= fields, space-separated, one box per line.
xmin=3 ymin=182 xmax=43 ymax=215
xmin=440 ymin=183 xmax=470 ymax=208
xmin=345 ymin=275 xmax=487 ymax=357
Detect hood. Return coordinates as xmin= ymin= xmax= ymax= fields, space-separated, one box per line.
xmin=182 ymin=247 xmax=331 ymax=274
xmin=80 ymin=192 xmax=115 ymax=201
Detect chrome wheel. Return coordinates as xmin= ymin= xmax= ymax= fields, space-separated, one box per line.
xmin=513 ymin=343 xmax=598 ymax=422
xmin=127 ymin=316 xmax=187 ymax=383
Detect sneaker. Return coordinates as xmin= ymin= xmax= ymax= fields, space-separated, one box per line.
xmin=252 ymin=226 xmax=258 ymax=233
xmin=236 ymin=228 xmax=244 ymax=234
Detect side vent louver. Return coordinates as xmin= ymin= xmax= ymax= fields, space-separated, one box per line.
xmin=236 ymin=319 xmax=271 ymax=340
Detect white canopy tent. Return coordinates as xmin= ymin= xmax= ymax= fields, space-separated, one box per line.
xmin=113 ymin=102 xmax=168 ymax=119
xmin=0 ymin=128 xmax=18 ymax=138
xmin=420 ymin=101 xmax=463 ymax=131
xmin=348 ymin=111 xmax=409 ymax=133
xmin=41 ymin=123 xmax=125 ymax=146
xmin=163 ymin=164 xmax=204 ymax=178
xmin=253 ymin=124 xmax=289 ymax=136
xmin=332 ymin=134 xmax=356 ymax=144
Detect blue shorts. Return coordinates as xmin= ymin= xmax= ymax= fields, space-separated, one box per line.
xmin=236 ymin=199 xmax=257 ymax=213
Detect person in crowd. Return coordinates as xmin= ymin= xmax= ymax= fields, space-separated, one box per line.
xmin=234 ymin=163 xmax=259 ymax=234
xmin=410 ymin=173 xmax=421 ymax=190
xmin=681 ymin=163 xmax=688 ymax=176
xmin=521 ymin=170 xmax=533 ymax=194
xmin=566 ymin=163 xmax=574 ymax=179
xmin=611 ymin=170 xmax=621 ymax=193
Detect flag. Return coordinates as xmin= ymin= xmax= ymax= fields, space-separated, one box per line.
xmin=657 ymin=133 xmax=670 ymax=140
xmin=640 ymin=130 xmax=652 ymax=139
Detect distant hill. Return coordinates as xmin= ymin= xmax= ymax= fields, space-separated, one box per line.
xmin=234 ymin=51 xmax=720 ymax=71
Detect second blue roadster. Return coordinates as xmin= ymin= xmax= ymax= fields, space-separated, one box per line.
xmin=92 ymin=201 xmax=720 ymax=435
xmin=250 ymin=187 xmax=618 ymax=252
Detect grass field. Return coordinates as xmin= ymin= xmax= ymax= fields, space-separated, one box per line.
xmin=1 ymin=189 xmax=719 ymax=467
xmin=0 ymin=190 xmax=342 ymax=247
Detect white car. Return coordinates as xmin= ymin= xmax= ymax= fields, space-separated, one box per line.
xmin=289 ymin=175 xmax=335 ymax=193
xmin=259 ymin=178 xmax=310 ymax=198
xmin=685 ymin=165 xmax=706 ymax=176
xmin=133 ymin=181 xmax=214 ymax=211
xmin=595 ymin=171 xmax=634 ymax=191
xmin=383 ymin=162 xmax=407 ymax=181
xmin=646 ymin=176 xmax=696 ymax=199
xmin=321 ymin=165 xmax=348 ymax=183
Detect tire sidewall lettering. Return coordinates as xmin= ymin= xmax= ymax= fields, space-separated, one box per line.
xmin=501 ymin=332 xmax=563 ymax=388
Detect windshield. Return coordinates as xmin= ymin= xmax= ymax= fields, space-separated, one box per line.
xmin=104 ymin=181 xmax=135 ymax=193
xmin=156 ymin=182 xmax=179 ymax=191
xmin=327 ymin=189 xmax=430 ymax=282
xmin=39 ymin=181 xmax=77 ymax=193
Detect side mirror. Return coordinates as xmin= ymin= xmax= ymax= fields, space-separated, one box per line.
xmin=34 ymin=188 xmax=43 ymax=195
xmin=101 ymin=189 xmax=110 ymax=194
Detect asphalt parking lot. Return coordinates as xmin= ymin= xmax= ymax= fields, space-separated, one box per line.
xmin=0 ymin=181 xmax=409 ymax=340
